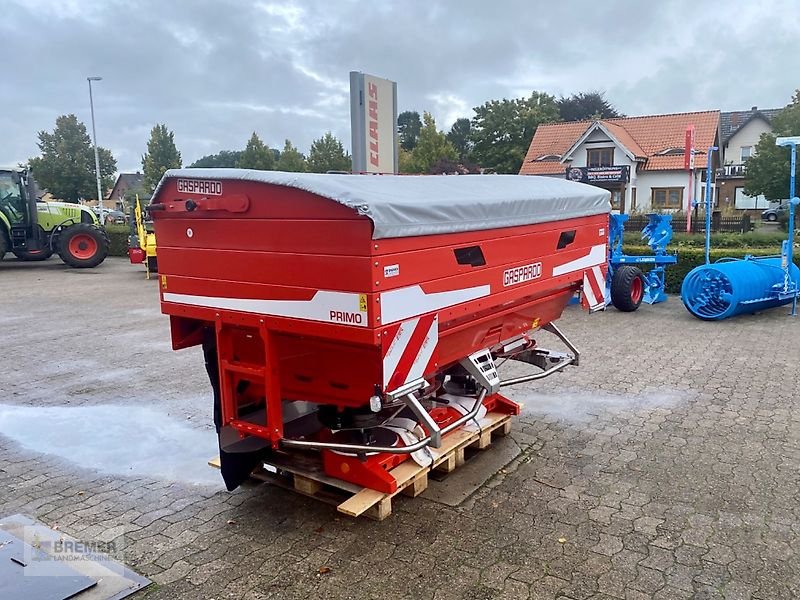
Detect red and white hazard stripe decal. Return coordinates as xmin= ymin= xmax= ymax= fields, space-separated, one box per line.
xmin=581 ymin=265 xmax=606 ymax=312
xmin=382 ymin=314 xmax=438 ymax=391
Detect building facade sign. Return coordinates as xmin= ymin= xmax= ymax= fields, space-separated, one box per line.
xmin=566 ymin=165 xmax=630 ymax=184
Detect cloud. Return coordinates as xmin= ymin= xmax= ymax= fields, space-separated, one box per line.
xmin=427 ymin=93 xmax=470 ymax=130
xmin=2 ymin=0 xmax=798 ymax=172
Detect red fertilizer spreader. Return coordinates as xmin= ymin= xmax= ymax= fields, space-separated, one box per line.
xmin=150 ymin=170 xmax=610 ymax=493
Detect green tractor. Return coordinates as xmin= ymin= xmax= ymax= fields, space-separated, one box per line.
xmin=0 ymin=167 xmax=108 ymax=268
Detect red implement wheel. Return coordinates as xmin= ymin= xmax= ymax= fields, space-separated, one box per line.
xmin=611 ymin=265 xmax=645 ymax=312
xmin=58 ymin=224 xmax=108 ymax=268
xmin=629 ymin=274 xmax=644 ymax=305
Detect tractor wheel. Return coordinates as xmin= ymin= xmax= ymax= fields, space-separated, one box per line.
xmin=611 ymin=265 xmax=645 ymax=312
xmin=13 ymin=248 xmax=53 ymax=261
xmin=58 ymin=224 xmax=108 ymax=268
xmin=0 ymin=230 xmax=8 ymax=261
xmin=146 ymin=255 xmax=158 ymax=273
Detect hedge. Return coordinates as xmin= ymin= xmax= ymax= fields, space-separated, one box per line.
xmin=105 ymin=225 xmax=130 ymax=257
xmin=622 ymin=245 xmax=799 ymax=293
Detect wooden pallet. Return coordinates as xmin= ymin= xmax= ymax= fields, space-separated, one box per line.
xmin=209 ymin=411 xmax=512 ymax=521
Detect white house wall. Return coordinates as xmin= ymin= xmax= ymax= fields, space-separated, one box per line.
xmin=635 ymin=170 xmax=706 ymax=213
xmin=723 ymin=118 xmax=772 ymax=164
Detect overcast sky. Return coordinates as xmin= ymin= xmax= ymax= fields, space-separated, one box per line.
xmin=3 ymin=0 xmax=799 ymax=172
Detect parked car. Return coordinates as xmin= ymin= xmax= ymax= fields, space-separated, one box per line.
xmin=761 ymin=202 xmax=789 ymax=222
xmin=92 ymin=207 xmax=128 ymax=225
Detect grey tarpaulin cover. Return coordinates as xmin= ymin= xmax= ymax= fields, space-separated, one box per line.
xmin=155 ymin=169 xmax=611 ymax=240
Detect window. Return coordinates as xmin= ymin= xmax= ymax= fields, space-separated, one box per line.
xmin=740 ymin=146 xmax=752 ymax=162
xmin=651 ymin=187 xmax=683 ymax=210
xmin=734 ymin=187 xmax=769 ymax=209
xmin=698 ymin=185 xmax=719 ymax=209
xmin=631 ymin=188 xmax=637 ymax=212
xmin=656 ymin=147 xmax=685 ymax=155
xmin=0 ymin=172 xmax=26 ymax=225
xmin=587 ymin=148 xmax=614 ymax=167
xmin=610 ymin=189 xmax=622 ymax=210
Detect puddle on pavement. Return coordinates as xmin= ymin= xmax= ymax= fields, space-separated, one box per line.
xmin=0 ymin=404 xmax=220 ymax=486
xmin=513 ymin=389 xmax=686 ymax=424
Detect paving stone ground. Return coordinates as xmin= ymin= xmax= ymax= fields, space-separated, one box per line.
xmin=1 ymin=257 xmax=799 ymax=599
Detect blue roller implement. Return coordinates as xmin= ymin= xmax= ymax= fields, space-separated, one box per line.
xmin=681 ymin=257 xmax=800 ymax=320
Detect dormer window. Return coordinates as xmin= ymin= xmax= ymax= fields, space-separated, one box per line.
xmin=656 ymin=147 xmax=685 ymax=155
xmin=587 ymin=148 xmax=614 ymax=167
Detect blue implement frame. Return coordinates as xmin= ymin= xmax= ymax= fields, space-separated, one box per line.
xmin=608 ymin=213 xmax=677 ymax=305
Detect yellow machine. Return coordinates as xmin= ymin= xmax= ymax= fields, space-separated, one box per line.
xmin=128 ymin=195 xmax=157 ymax=278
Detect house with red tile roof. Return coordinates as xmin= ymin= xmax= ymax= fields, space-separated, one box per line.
xmin=520 ymin=111 xmax=720 ymax=214
xmin=717 ymin=106 xmax=783 ymax=211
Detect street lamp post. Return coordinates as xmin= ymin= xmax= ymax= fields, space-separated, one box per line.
xmin=702 ymin=146 xmax=718 ymax=265
xmin=87 ymin=76 xmax=104 ymax=224
xmin=775 ymin=136 xmax=800 ymax=315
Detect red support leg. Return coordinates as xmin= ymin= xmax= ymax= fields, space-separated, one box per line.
xmin=261 ymin=325 xmax=284 ymax=449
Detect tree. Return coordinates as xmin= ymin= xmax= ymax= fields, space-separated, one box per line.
xmin=276 ymin=139 xmax=306 ymax=172
xmin=429 ymin=157 xmax=480 ymax=175
xmin=142 ymin=124 xmax=182 ymax=192
xmin=398 ymin=148 xmax=415 ymax=174
xmin=408 ymin=112 xmax=458 ymax=173
xmin=28 ymin=114 xmax=117 ymax=203
xmin=447 ymin=118 xmax=472 ymax=161
xmin=398 ymin=111 xmax=422 ymax=151
xmin=745 ymin=91 xmax=799 ymax=201
xmin=238 ymin=132 xmax=274 ymax=170
xmin=470 ymin=92 xmax=560 ymax=174
xmin=307 ymin=132 xmax=351 ymax=173
xmin=744 ymin=138 xmax=791 ymax=201
xmin=189 ymin=150 xmax=243 ymax=168
xmin=557 ymin=91 xmax=622 ymax=122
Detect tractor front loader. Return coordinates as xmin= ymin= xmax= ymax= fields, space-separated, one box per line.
xmin=0 ymin=167 xmax=108 ymax=268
